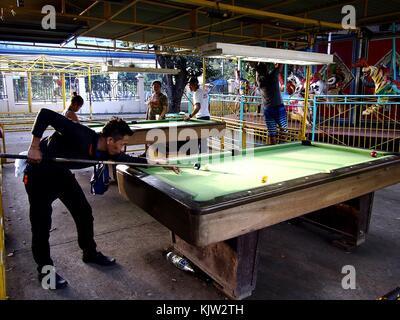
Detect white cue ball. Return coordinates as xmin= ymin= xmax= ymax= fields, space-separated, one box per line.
xmin=203 ymin=164 xmax=210 ymax=171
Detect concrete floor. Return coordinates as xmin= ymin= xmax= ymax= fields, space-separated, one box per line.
xmin=2 ymin=131 xmax=400 ymax=300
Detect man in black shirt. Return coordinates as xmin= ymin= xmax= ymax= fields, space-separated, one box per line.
xmin=25 ymin=108 xmax=147 ymax=289
xmin=253 ymin=62 xmax=288 ymax=145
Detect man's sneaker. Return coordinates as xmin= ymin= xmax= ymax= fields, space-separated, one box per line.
xmin=82 ymin=251 xmax=116 ymax=266
xmin=38 ymin=272 xmax=68 ymax=290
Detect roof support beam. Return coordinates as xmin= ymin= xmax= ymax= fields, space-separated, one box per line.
xmin=152 ymin=1 xmax=298 ymax=47
xmin=193 ymin=0 xmax=297 ymax=33
xmin=75 ymin=1 xmax=100 ymax=19
xmin=266 ymin=0 xmax=359 ymax=39
xmin=190 ymin=9 xmax=198 ymax=36
xmin=79 ymin=0 xmax=140 ymax=37
xmin=162 ymin=23 xmax=306 ymax=46
xmin=113 ymin=10 xmax=193 ymax=40
xmin=168 ymin=0 xmax=348 ymax=30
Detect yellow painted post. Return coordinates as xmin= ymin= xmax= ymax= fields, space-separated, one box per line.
xmin=27 ymin=72 xmax=32 ymax=113
xmin=61 ymin=73 xmax=66 ymax=111
xmin=0 ymin=125 xmax=6 ymax=165
xmin=242 ymin=127 xmax=247 ymax=149
xmin=300 ymin=65 xmax=311 ymax=140
xmin=0 ymin=165 xmax=7 ymax=300
xmin=88 ymin=67 xmax=93 ymax=119
xmin=220 ymin=135 xmax=224 ymax=151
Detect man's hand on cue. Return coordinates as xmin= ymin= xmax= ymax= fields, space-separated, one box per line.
xmin=27 ymin=146 xmax=42 ymax=163
xmin=164 ymin=166 xmax=181 ymax=174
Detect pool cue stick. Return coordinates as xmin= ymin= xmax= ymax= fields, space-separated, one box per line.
xmin=0 ymin=153 xmax=191 ymax=170
xmin=0 ymin=153 xmax=236 ymax=174
xmin=183 ymin=91 xmax=194 ymax=109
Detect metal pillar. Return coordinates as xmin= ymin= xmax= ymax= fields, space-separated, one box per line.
xmin=239 ymin=96 xmax=245 ymax=149
xmin=392 ymin=23 xmax=397 ymax=81
xmin=300 ymin=65 xmax=311 ymax=140
xmin=4 ymin=73 xmax=15 ymax=113
xmin=61 ymin=73 xmax=66 ymax=110
xmin=202 ymin=57 xmax=206 ymax=90
xmin=27 ymin=72 xmax=32 ymax=113
xmin=88 ymin=67 xmax=93 ymax=118
xmin=300 ymin=35 xmax=314 ymax=140
xmin=0 ymin=166 xmax=6 ymax=299
xmin=283 ymin=42 xmax=288 ymax=94
xmin=136 ymin=73 xmax=145 ymax=113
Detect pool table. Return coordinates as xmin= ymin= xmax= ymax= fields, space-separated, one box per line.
xmin=117 ymin=141 xmax=400 ymax=299
xmin=88 ymin=118 xmax=225 ymax=148
xmin=164 ymin=112 xmax=187 ymax=119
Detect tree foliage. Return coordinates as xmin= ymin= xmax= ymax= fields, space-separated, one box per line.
xmin=155 ymin=46 xmax=260 ymax=110
xmin=156 ymin=48 xmax=203 ymax=113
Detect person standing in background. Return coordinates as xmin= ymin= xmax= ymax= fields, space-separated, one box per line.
xmin=63 ymin=92 xmax=84 ymax=123
xmin=254 ymin=62 xmax=288 ymax=145
xmin=184 ymin=77 xmax=211 ymax=121
xmin=146 ymin=80 xmax=168 ymax=120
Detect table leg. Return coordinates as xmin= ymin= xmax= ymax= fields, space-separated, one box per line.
xmin=172 ymin=231 xmax=260 ymax=300
xmin=298 ymin=192 xmax=374 ymax=249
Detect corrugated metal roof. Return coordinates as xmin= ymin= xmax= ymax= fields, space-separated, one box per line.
xmin=0 ymin=0 xmax=399 ymax=49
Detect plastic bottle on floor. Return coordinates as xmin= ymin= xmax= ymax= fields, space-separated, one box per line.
xmin=166 ymin=251 xmax=194 ymax=273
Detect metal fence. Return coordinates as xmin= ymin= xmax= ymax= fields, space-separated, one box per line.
xmin=209 ymin=93 xmax=400 ymax=152
xmin=13 ymin=75 xmax=67 ymax=103
xmin=11 ymin=75 xmax=138 ymax=103
xmin=209 ymin=94 xmax=306 ymax=146
xmin=88 ymin=78 xmax=137 ymax=102
xmin=0 ymin=74 xmax=6 ymax=100
xmin=311 ymin=95 xmax=400 ymax=152
xmin=12 ymin=76 xmax=27 ymax=102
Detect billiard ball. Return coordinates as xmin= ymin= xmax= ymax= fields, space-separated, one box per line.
xmin=261 ymin=176 xmax=268 ymax=183
xmin=203 ymin=164 xmax=210 ymax=171
xmin=370 ymin=151 xmax=377 ymax=157
xmin=193 ymin=162 xmax=201 ymax=170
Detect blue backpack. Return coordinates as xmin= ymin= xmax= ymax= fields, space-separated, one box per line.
xmin=90 ymin=163 xmax=110 ymax=195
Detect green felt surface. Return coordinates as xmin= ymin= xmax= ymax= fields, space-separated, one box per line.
xmin=141 ymin=142 xmax=390 ymax=202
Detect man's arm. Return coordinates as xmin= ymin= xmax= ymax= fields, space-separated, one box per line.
xmin=32 ymin=108 xmax=90 ymax=139
xmin=112 ymin=152 xmax=148 ymax=164
xmin=184 ymin=103 xmax=200 ymax=120
xmin=184 ymin=90 xmax=202 ymax=120
xmin=145 ymin=106 xmax=150 ymax=120
xmin=190 ymin=103 xmax=201 ymax=118
xmin=114 ymin=152 xmax=181 ymax=174
xmin=160 ymin=95 xmax=168 ymax=119
xmin=28 ymin=108 xmax=95 ymax=162
xmin=27 ymin=136 xmax=42 ymax=163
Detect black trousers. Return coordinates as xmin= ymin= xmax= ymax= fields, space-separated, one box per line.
xmin=24 ymin=164 xmax=97 ymax=272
